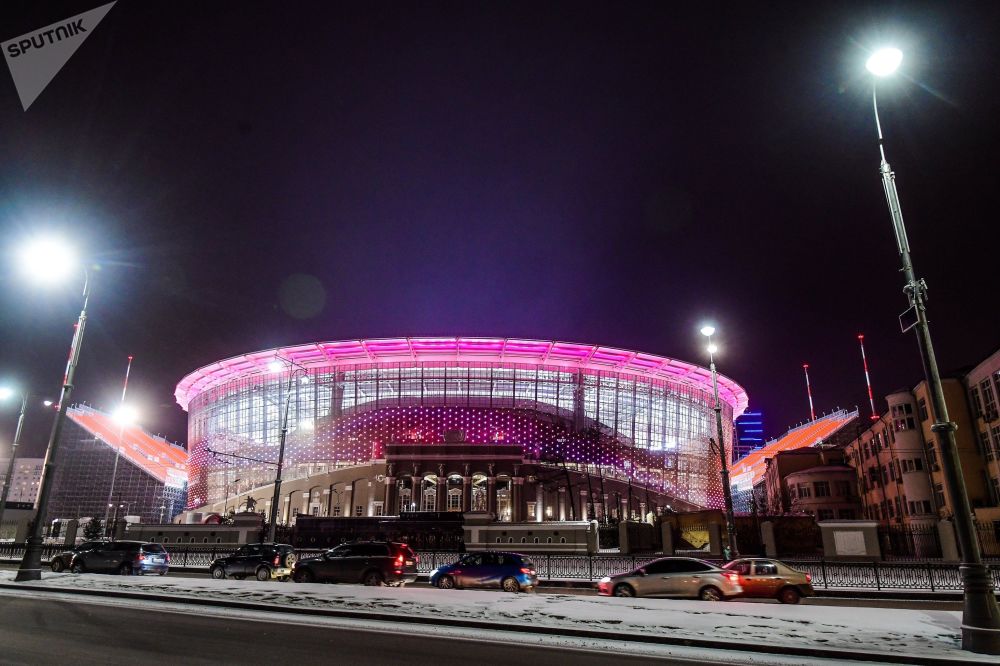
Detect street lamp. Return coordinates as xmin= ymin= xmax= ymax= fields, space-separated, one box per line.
xmin=700 ymin=325 xmax=739 ymax=559
xmin=266 ymin=356 xmax=308 ymax=543
xmin=865 ymin=47 xmax=1000 ymax=653
xmin=14 ymin=237 xmax=92 ymax=582
xmin=104 ymin=401 xmax=139 ymax=536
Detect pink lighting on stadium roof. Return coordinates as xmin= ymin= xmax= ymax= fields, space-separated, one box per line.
xmin=174 ymin=337 xmax=748 ymax=415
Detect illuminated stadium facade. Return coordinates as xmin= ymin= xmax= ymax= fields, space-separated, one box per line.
xmin=176 ymin=338 xmax=747 ymax=523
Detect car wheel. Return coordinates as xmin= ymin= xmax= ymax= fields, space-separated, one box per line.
xmin=51 ymin=559 xmax=64 ymax=573
xmin=71 ymin=562 xmax=85 ymax=574
xmin=294 ymin=569 xmax=315 ymax=584
xmin=119 ymin=563 xmax=132 ymax=576
xmin=778 ymin=587 xmax=801 ymax=604
xmin=436 ymin=575 xmax=455 ymax=590
xmin=158 ymin=571 xmax=167 ymax=576
xmin=699 ymin=586 xmax=723 ymax=601
xmin=363 ymin=571 xmax=384 ymax=586
xmin=210 ymin=566 xmax=226 ymax=580
xmin=255 ymin=567 xmax=271 ymax=582
xmin=613 ymin=583 xmax=636 ymax=597
xmin=501 ymin=577 xmax=520 ymax=593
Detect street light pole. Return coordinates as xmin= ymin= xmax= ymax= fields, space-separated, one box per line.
xmin=701 ymin=326 xmax=739 ymax=559
xmin=267 ymin=358 xmax=306 ymax=543
xmin=16 ymin=270 xmax=91 ymax=581
xmin=0 ymin=392 xmax=29 ymax=537
xmin=867 ymin=48 xmax=1000 ymax=653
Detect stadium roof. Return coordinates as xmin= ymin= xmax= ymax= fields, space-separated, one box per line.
xmin=67 ymin=405 xmax=188 ymax=488
xmin=174 ymin=337 xmax=748 ymax=415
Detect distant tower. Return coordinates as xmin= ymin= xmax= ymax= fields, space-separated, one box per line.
xmin=858 ymin=334 xmax=879 ymax=421
xmin=734 ymin=410 xmax=765 ymax=461
xmin=802 ymin=364 xmax=816 ymax=422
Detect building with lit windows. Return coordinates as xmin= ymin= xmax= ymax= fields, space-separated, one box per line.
xmin=0 ymin=457 xmax=42 ymax=506
xmin=966 ymin=346 xmax=1000 ymax=517
xmin=175 ymin=337 xmax=748 ymax=524
xmin=734 ymin=410 xmax=764 ymax=461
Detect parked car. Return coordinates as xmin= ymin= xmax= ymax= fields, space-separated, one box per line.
xmin=70 ymin=541 xmax=170 ymax=575
xmin=429 ymin=551 xmax=538 ymax=593
xmin=51 ymin=540 xmax=107 ymax=572
xmin=597 ymin=557 xmax=742 ymax=600
xmin=722 ymin=558 xmax=815 ymax=604
xmin=292 ymin=541 xmax=418 ymax=586
xmin=209 ymin=543 xmax=296 ymax=581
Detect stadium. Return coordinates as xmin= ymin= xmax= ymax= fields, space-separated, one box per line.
xmin=175 ymin=337 xmax=747 ymax=525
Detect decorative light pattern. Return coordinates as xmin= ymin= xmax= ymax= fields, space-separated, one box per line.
xmin=180 ymin=339 xmax=748 ymax=512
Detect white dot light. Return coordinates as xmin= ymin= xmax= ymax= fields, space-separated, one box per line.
xmin=866 ymin=48 xmax=902 ymax=77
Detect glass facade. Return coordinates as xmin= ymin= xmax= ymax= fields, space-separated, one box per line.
xmin=186 ymin=355 xmax=739 ymax=511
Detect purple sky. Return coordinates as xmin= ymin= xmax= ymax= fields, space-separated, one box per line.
xmin=2 ymin=1 xmax=999 ymax=456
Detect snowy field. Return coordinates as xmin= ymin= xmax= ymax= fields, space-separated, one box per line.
xmin=0 ymin=570 xmax=984 ymax=662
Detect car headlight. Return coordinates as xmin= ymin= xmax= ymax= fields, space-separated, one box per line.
xmin=429 ymin=569 xmax=438 ymax=577
xmin=599 ymin=577 xmax=611 ymax=583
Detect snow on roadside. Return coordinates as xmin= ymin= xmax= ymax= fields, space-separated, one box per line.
xmin=0 ymin=570 xmax=970 ymax=660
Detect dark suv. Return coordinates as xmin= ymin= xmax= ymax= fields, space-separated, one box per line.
xmin=209 ymin=543 xmax=296 ymax=581
xmin=70 ymin=541 xmax=170 ymax=575
xmin=292 ymin=541 xmax=418 ymax=586
xmin=51 ymin=540 xmax=107 ymax=572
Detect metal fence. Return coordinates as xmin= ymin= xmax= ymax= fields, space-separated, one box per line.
xmin=5 ymin=541 xmax=1000 ymax=593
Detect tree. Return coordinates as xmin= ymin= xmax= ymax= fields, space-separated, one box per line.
xmin=82 ymin=518 xmax=103 ymax=541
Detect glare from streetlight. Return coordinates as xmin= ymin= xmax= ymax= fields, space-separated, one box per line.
xmin=42 ymin=400 xmax=54 ymax=407
xmin=298 ymin=419 xmax=314 ymax=431
xmin=700 ymin=325 xmax=716 ymax=337
xmin=267 ymin=360 xmax=284 ymax=373
xmin=0 ymin=387 xmax=13 ymax=401
xmin=866 ymin=48 xmax=902 ymax=77
xmin=18 ymin=236 xmax=76 ymax=284
xmin=113 ymin=405 xmax=139 ymax=426
xmin=707 ymin=343 xmax=719 ymax=355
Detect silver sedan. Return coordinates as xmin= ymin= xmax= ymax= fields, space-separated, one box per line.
xmin=597 ymin=556 xmax=743 ymax=600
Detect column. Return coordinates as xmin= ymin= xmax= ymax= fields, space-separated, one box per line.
xmin=410 ymin=475 xmax=421 ymax=512
xmin=384 ymin=477 xmax=397 ymax=516
xmin=536 ymin=483 xmax=544 ymax=522
xmin=462 ymin=477 xmax=472 ymax=512
xmin=580 ymin=490 xmax=590 ymax=521
xmin=436 ymin=476 xmax=447 ymax=512
xmin=487 ymin=476 xmax=497 ymax=516
xmin=512 ymin=477 xmax=524 ymax=522
xmin=558 ymin=487 xmax=566 ymax=521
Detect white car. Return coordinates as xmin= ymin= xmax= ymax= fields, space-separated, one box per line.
xmin=597 ymin=557 xmax=743 ymax=600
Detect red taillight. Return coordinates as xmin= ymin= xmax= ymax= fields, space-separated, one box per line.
xmin=395 ymin=554 xmax=404 ymax=566
xmin=726 ymin=573 xmax=739 ymax=582
xmin=274 ymin=555 xmax=281 ymax=566
xmin=805 ymin=573 xmax=812 ymax=583
xmin=520 ymin=567 xmax=535 ymax=575
xmin=134 ymin=553 xmax=143 ymax=562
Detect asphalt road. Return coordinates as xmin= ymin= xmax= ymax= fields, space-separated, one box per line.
xmin=0 ymin=592 xmax=715 ymax=665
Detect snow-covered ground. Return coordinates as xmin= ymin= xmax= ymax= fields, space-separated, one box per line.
xmin=0 ymin=571 xmax=982 ymax=662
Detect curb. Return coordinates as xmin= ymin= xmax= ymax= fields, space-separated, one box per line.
xmin=0 ymin=582 xmax=985 ymax=665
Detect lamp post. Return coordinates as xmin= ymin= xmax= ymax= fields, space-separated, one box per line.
xmin=0 ymin=389 xmax=29 ymax=538
xmin=701 ymin=325 xmax=739 ymax=559
xmin=266 ymin=357 xmax=308 ymax=543
xmin=103 ymin=358 xmax=135 ymax=535
xmin=865 ymin=47 xmax=1000 ymax=653
xmin=15 ymin=238 xmax=91 ymax=582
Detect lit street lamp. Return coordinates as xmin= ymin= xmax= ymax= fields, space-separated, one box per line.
xmin=865 ymin=47 xmax=1000 ymax=653
xmin=700 ymin=325 xmax=739 ymax=559
xmin=13 ymin=237 xmax=91 ymax=582
xmin=104 ymin=400 xmax=139 ymax=537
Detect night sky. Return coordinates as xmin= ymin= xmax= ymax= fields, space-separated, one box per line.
xmin=2 ymin=1 xmax=998 ymax=457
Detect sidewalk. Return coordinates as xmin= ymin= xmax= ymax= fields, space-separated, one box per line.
xmin=1 ymin=570 xmax=992 ymax=664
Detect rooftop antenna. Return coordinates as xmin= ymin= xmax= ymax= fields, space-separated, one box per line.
xmin=803 ymin=363 xmax=816 ymax=422
xmin=858 ymin=334 xmax=879 ymax=421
